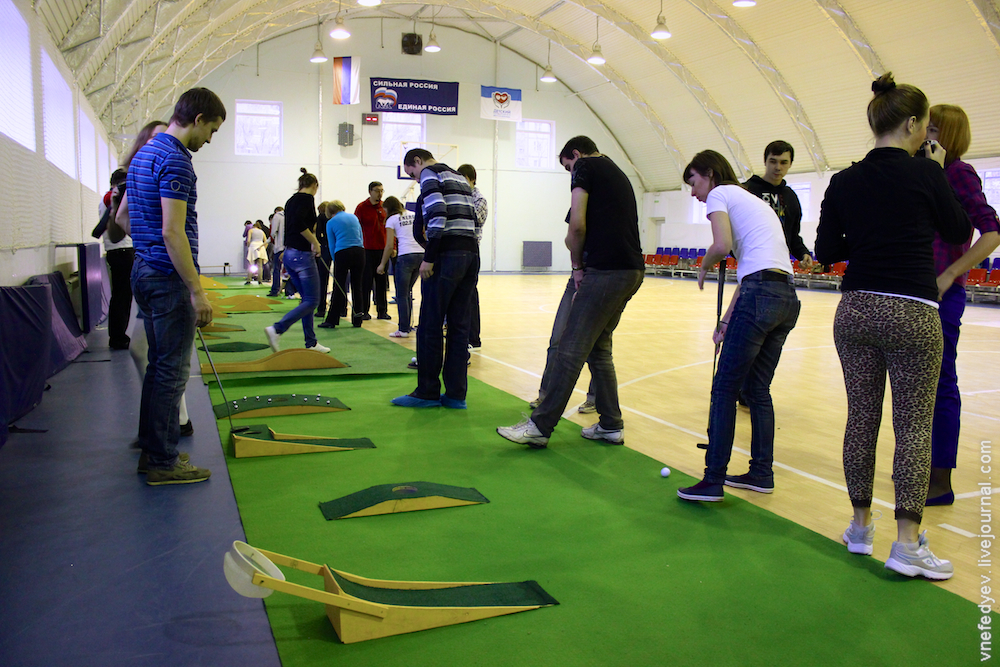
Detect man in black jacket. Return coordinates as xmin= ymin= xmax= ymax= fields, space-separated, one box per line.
xmin=743 ymin=140 xmax=814 ymax=270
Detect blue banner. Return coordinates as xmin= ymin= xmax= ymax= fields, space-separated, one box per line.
xmin=371 ymin=78 xmax=459 ymax=115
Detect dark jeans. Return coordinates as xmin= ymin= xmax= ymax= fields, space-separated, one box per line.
xmin=106 ymin=247 xmax=135 ymax=348
xmin=273 ymin=247 xmax=318 ymax=347
xmin=538 ymin=276 xmax=596 ymax=404
xmin=362 ymin=248 xmax=389 ymax=316
xmin=931 ymin=283 xmax=965 ymax=469
xmin=413 ymin=250 xmax=479 ymax=400
xmin=268 ymin=250 xmax=283 ymax=296
xmin=316 ymin=247 xmax=332 ymax=316
xmin=130 ymin=256 xmax=196 ymax=469
xmin=393 ymin=253 xmax=422 ymax=332
xmin=327 ymin=246 xmax=365 ymax=326
xmin=531 ymin=269 xmax=644 ymax=436
xmin=704 ymin=272 xmax=800 ymax=484
xmin=469 ymin=285 xmax=481 ymax=346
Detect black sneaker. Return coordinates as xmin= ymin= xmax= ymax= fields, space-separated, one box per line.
xmin=677 ymin=480 xmax=724 ymax=502
xmin=361 ymin=313 xmax=372 ymax=321
xmin=179 ymin=421 xmax=194 ymax=437
xmin=724 ymin=472 xmax=774 ymax=494
xmin=377 ymin=313 xmax=391 ymax=320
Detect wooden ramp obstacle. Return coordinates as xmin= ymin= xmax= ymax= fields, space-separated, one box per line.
xmin=213 ymin=394 xmax=349 ymax=420
xmin=199 ymin=342 xmax=271 ymax=353
xmin=207 ymin=293 xmax=282 ymax=306
xmin=200 ymin=323 xmax=246 ymax=333
xmin=319 ymin=482 xmax=488 ymax=520
xmin=231 ymin=424 xmax=374 ymax=458
xmin=200 ymin=348 xmax=347 ymax=376
xmin=223 ymin=542 xmax=558 ymax=644
xmin=199 ymin=275 xmax=228 ymax=290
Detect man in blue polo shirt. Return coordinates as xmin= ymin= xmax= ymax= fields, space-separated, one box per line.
xmin=118 ymin=88 xmax=225 ymax=485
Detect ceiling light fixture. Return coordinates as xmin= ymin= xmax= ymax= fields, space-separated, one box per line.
xmin=732 ymin=0 xmax=757 ymax=7
xmin=310 ymin=17 xmax=328 ymax=63
xmin=357 ymin=0 xmax=381 ymax=6
xmin=540 ymin=41 xmax=557 ymax=82
xmin=425 ymin=8 xmax=441 ymax=52
xmin=330 ymin=1 xmax=350 ymax=39
xmin=587 ymin=16 xmax=605 ymax=65
xmin=651 ymin=0 xmax=671 ymax=39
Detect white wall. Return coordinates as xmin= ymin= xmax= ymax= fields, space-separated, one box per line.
xmin=194 ymin=19 xmax=643 ymax=273
xmin=0 ymin=0 xmax=111 ymax=286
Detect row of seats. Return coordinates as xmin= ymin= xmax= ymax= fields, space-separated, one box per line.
xmin=978 ymin=257 xmax=1000 ymax=272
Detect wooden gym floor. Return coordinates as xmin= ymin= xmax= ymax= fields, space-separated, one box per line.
xmin=373 ymin=271 xmax=1000 ymax=604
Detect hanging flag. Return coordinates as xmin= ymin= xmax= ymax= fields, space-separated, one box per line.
xmin=332 ymin=57 xmax=361 ymax=105
xmin=480 ymin=86 xmax=522 ymax=122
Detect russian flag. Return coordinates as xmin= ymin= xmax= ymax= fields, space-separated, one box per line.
xmin=332 ymin=57 xmax=360 ymax=105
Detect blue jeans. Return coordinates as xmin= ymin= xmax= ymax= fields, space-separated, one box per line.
xmin=413 ymin=250 xmax=479 ymax=400
xmin=704 ymin=271 xmax=800 ymax=484
xmin=130 ymin=256 xmax=196 ymax=469
xmin=538 ymin=276 xmax=596 ymax=404
xmin=273 ymin=247 xmax=318 ymax=347
xmin=394 ymin=253 xmax=422 ymax=332
xmin=531 ymin=269 xmax=644 ymax=436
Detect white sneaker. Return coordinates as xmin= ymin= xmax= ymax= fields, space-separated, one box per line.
xmin=885 ymin=531 xmax=954 ymax=580
xmin=309 ymin=342 xmax=330 ymax=354
xmin=264 ymin=325 xmax=281 ymax=352
xmin=497 ymin=416 xmax=548 ymax=448
xmin=581 ymin=422 xmax=624 ymax=445
xmin=842 ymin=516 xmax=878 ymax=555
xmin=389 ymin=330 xmax=409 ymax=338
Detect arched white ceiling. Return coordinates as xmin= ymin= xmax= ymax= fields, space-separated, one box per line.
xmin=35 ymin=0 xmax=1000 ymax=191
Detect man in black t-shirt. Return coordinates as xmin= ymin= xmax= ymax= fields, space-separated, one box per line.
xmin=498 ymin=136 xmax=644 ymax=448
xmin=743 ymin=140 xmax=814 ymax=269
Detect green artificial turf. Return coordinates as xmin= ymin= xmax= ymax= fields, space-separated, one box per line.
xmin=209 ymin=329 xmax=984 ymax=667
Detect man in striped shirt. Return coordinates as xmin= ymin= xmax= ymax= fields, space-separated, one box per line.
xmin=392 ymin=149 xmax=479 ymax=409
xmin=120 ymin=87 xmax=225 ymax=485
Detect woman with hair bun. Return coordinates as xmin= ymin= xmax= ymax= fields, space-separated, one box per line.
xmin=264 ymin=168 xmax=329 ymax=353
xmin=816 ymin=73 xmax=971 ymax=579
xmin=924 ymin=104 xmax=1000 ymax=505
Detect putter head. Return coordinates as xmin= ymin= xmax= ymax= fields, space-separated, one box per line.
xmin=223 ymin=541 xmax=285 ymax=598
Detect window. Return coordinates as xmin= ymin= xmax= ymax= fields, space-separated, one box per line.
xmin=788 ymin=182 xmax=811 ymax=221
xmin=41 ymin=50 xmax=76 ymax=178
xmin=0 ymin=0 xmax=34 ymax=151
xmin=234 ymin=100 xmax=282 ymax=156
xmin=79 ymin=110 xmax=97 ymax=192
xmin=515 ymin=119 xmax=555 ymax=169
xmin=97 ymin=138 xmax=110 ymax=195
xmin=381 ymin=113 xmax=425 ymax=163
xmin=982 ymin=170 xmax=1000 ymax=213
xmin=691 ymin=200 xmax=709 ymax=225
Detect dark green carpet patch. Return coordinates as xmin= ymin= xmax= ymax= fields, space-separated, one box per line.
xmin=330 ymin=570 xmax=558 ymax=608
xmin=319 ymin=481 xmax=488 ymax=520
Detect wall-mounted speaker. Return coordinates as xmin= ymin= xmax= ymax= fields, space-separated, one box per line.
xmin=401 ymin=33 xmax=423 ymax=55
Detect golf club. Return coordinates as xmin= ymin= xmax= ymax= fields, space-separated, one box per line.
xmin=197 ymin=327 xmax=250 ymax=435
xmin=697 ymin=258 xmax=727 ymax=451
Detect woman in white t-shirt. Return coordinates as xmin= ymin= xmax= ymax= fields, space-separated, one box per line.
xmin=676 ymin=149 xmax=800 ymax=504
xmin=245 ymin=221 xmax=267 ymax=285
xmin=377 ymin=196 xmax=423 ymax=337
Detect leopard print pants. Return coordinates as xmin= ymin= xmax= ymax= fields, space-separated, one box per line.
xmin=833 ymin=291 xmax=943 ymax=523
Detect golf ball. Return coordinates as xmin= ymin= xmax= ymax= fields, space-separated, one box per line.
xmin=661 ymin=467 xmax=671 ymax=478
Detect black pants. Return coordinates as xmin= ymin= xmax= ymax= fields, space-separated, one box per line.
xmin=469 ymin=285 xmax=481 ymax=346
xmin=316 ymin=248 xmax=331 ymax=317
xmin=362 ymin=248 xmax=389 ymax=316
xmin=326 ymin=247 xmax=365 ymax=327
xmin=106 ymin=247 xmax=135 ymax=348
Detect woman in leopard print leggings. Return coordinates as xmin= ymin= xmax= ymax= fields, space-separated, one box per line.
xmin=816 ymin=73 xmax=971 ymax=579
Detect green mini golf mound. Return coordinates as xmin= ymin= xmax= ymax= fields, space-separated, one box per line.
xmin=213 ymin=394 xmax=349 ymax=420
xmin=200 ymin=342 xmax=271 ymax=353
xmin=319 ymin=482 xmax=489 ymax=520
xmin=231 ymin=424 xmax=374 ymax=458
xmin=329 ymin=569 xmax=556 ymax=608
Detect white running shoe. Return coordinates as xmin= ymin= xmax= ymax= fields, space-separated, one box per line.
xmin=310 ymin=343 xmax=330 ymax=354
xmin=842 ymin=518 xmax=877 ymax=555
xmin=264 ymin=325 xmax=281 ymax=352
xmin=885 ymin=531 xmax=954 ymax=580
xmin=497 ymin=417 xmax=548 ymax=448
xmin=581 ymin=422 xmax=624 ymax=445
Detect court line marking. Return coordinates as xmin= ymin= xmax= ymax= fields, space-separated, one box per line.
xmin=961 ymin=388 xmax=1000 ymax=396
xmin=963 ymin=411 xmax=1000 ymax=422
xmin=938 ymin=524 xmax=976 ymax=538
xmin=954 ymin=488 xmax=1000 ymax=500
xmin=476 ymin=351 xmax=895 ymax=510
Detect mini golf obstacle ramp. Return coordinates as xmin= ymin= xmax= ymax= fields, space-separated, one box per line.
xmin=200 ymin=275 xmax=228 ymax=290
xmin=319 ymin=482 xmax=489 ymax=520
xmin=231 ymin=424 xmax=374 ymax=458
xmin=207 ymin=294 xmax=282 ymax=306
xmin=199 ymin=323 xmax=246 ymax=333
xmin=199 ymin=342 xmax=271 ymax=353
xmin=223 ymin=542 xmax=558 ymax=644
xmin=213 ymin=394 xmax=349 ymax=420
xmin=200 ymin=348 xmax=348 ymax=376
